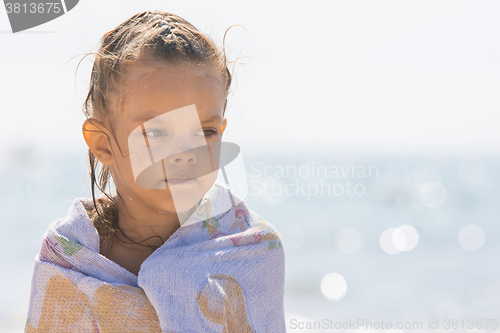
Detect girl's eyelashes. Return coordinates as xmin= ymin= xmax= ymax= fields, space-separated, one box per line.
xmin=195 ymin=128 xmax=218 ymax=138
xmin=143 ymin=128 xmax=218 ymax=139
xmin=143 ymin=129 xmax=167 ymax=138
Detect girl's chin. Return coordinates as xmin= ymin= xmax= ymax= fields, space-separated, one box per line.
xmin=145 ymin=191 xmax=201 ymax=214
xmin=131 ymin=180 xmax=213 ymax=213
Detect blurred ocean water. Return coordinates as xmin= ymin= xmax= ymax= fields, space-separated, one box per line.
xmin=1 ymin=148 xmax=500 ymax=332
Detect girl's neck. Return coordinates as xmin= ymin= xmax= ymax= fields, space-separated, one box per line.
xmin=113 ymin=195 xmax=198 ymax=249
xmin=99 ymin=197 xmax=199 ymax=276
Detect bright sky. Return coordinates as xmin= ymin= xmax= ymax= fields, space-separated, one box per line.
xmin=1 ymin=0 xmax=499 ymax=158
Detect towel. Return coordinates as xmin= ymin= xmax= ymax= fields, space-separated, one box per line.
xmin=25 ymin=182 xmax=286 ymax=332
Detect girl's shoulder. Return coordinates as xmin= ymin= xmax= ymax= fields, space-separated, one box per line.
xmin=43 ymin=197 xmax=102 ymax=252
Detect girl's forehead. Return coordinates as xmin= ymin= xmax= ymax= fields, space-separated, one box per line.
xmin=113 ymin=64 xmax=225 ymax=121
xmin=134 ymin=104 xmax=220 ymax=127
xmin=123 ymin=63 xmax=223 ymax=92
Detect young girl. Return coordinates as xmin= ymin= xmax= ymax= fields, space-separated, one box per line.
xmin=25 ymin=10 xmax=286 ymax=332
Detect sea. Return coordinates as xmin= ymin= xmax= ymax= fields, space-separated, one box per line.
xmin=1 ymin=147 xmax=499 ymax=332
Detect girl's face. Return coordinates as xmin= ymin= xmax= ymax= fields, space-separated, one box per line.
xmin=108 ymin=63 xmax=226 ymax=214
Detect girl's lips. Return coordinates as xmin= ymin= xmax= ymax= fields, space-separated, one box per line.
xmin=166 ymin=178 xmax=196 ymax=185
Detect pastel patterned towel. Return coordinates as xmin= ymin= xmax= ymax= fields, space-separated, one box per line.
xmin=25 ymin=182 xmax=286 ymax=332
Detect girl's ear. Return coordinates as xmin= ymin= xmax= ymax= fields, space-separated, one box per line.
xmin=221 ymin=118 xmax=227 ymax=135
xmin=82 ymin=119 xmax=114 ymax=166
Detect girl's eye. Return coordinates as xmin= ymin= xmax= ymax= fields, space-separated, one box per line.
xmin=144 ymin=129 xmax=166 ymax=138
xmin=195 ymin=129 xmax=218 ymax=137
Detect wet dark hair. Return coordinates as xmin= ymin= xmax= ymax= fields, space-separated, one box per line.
xmin=81 ymin=10 xmax=232 ymax=253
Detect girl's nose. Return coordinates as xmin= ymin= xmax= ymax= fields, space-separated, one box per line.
xmin=166 ymin=148 xmax=197 ymax=165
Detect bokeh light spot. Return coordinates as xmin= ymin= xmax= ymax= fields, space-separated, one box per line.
xmin=380 ymin=228 xmax=400 ymax=254
xmin=321 ymin=273 xmax=347 ymax=301
xmin=397 ymin=225 xmax=419 ymax=251
xmin=458 ymin=224 xmax=485 ymax=251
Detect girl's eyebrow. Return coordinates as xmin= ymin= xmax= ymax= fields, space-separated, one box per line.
xmin=132 ymin=112 xmax=222 ymax=124
xmin=132 ymin=112 xmax=162 ymax=123
xmin=201 ymin=115 xmax=222 ymax=124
